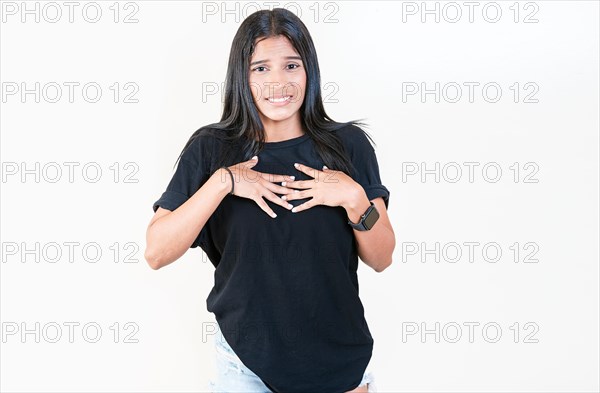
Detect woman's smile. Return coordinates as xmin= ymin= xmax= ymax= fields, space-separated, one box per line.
xmin=266 ymin=95 xmax=293 ymax=105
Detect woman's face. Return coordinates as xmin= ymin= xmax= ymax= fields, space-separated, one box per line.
xmin=248 ymin=35 xmax=307 ymax=127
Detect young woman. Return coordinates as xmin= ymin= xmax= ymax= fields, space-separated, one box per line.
xmin=145 ymin=8 xmax=395 ymax=393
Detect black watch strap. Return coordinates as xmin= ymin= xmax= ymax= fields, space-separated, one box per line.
xmin=347 ymin=201 xmax=380 ymax=231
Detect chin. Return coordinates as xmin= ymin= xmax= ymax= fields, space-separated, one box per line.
xmin=259 ymin=108 xmax=300 ymax=122
xmin=263 ymin=115 xmax=295 ymax=122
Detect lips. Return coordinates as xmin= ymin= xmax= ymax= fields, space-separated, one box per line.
xmin=266 ymin=95 xmax=292 ymax=103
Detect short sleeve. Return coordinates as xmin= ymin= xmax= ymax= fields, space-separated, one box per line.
xmin=152 ymin=134 xmax=214 ymax=248
xmin=345 ymin=126 xmax=391 ymax=210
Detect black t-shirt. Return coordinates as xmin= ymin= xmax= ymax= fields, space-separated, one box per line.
xmin=152 ymin=124 xmax=390 ymax=393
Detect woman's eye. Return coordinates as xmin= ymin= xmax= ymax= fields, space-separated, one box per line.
xmin=252 ymin=64 xmax=300 ymax=72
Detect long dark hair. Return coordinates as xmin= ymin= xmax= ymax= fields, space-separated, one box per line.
xmin=176 ymin=7 xmax=377 ymax=177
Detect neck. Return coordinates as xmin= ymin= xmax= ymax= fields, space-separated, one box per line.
xmin=259 ymin=114 xmax=305 ymax=143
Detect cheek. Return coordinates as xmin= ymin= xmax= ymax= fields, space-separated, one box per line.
xmin=248 ymin=79 xmax=263 ymax=102
xmin=296 ymin=75 xmax=307 ymax=99
xmin=288 ymin=77 xmax=307 ymax=101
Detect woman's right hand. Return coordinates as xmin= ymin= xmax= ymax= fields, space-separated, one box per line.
xmin=224 ymin=155 xmax=296 ymax=218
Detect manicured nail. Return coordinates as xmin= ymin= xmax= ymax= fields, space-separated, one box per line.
xmin=294 ymin=163 xmax=299 ymax=168
xmin=252 ymin=155 xmax=258 ymax=160
xmin=291 ymin=207 xmax=297 ymax=213
xmin=294 ymin=189 xmax=299 ymax=193
xmin=282 ymin=182 xmax=287 ymax=186
xmin=289 ymin=176 xmax=295 ymax=180
xmin=272 ymin=212 xmax=277 ymax=218
xmin=323 ymin=165 xmax=328 ymax=170
xmin=281 ymin=195 xmax=287 ymax=200
xmin=287 ymin=204 xmax=293 ymax=209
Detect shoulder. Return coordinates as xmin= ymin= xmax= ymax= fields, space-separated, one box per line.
xmin=184 ymin=126 xmax=221 ymax=152
xmin=332 ymin=123 xmax=375 ymax=156
xmin=180 ymin=126 xmax=222 ymax=166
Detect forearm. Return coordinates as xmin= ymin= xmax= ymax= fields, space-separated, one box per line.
xmin=344 ymin=190 xmax=395 ymax=272
xmin=145 ymin=169 xmax=231 ymax=269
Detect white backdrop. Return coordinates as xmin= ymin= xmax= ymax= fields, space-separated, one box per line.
xmin=1 ymin=1 xmax=598 ymax=392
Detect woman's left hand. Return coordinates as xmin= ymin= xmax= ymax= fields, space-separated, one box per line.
xmin=280 ymin=163 xmax=362 ymax=213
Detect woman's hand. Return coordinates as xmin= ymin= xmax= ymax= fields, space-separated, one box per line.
xmin=226 ymin=156 xmax=296 ymax=218
xmin=280 ymin=162 xmax=363 ymax=213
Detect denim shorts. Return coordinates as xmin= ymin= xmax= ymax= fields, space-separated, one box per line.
xmin=207 ymin=329 xmax=377 ymax=392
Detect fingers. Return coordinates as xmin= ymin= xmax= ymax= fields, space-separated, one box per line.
xmin=262 ymin=180 xmax=297 ymax=195
xmin=243 ymin=155 xmax=294 ymax=183
xmin=289 ymin=199 xmax=316 ymax=214
xmin=249 ymin=172 xmax=295 ymax=218
xmin=263 ymin=191 xmax=295 ymax=211
xmin=254 ymin=191 xmax=294 ymax=218
xmin=254 ymin=196 xmax=279 ymax=218
xmin=293 ymin=162 xmax=322 ymax=178
xmin=246 ymin=155 xmax=259 ymax=167
xmin=280 ymin=188 xmax=303 ymax=201
xmin=260 ymin=172 xmax=295 ymax=183
xmin=280 ymin=179 xmax=311 ymax=189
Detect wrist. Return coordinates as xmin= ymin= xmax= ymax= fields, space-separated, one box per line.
xmin=344 ymin=189 xmax=371 ymax=224
xmin=212 ymin=167 xmax=233 ymax=197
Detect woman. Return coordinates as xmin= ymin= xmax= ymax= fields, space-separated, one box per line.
xmin=145 ymin=8 xmax=395 ymax=393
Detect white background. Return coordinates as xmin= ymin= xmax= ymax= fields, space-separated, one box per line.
xmin=1 ymin=1 xmax=598 ymax=392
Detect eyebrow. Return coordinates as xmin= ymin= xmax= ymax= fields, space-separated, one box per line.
xmin=250 ymin=56 xmax=303 ymax=66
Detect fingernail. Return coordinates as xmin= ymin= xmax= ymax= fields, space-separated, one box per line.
xmin=272 ymin=212 xmax=277 ymax=218
xmin=281 ymin=195 xmax=287 ymax=200
xmin=294 ymin=163 xmax=299 ymax=168
xmin=294 ymin=189 xmax=299 ymax=193
xmin=252 ymin=155 xmax=258 ymax=160
xmin=291 ymin=207 xmax=297 ymax=213
xmin=289 ymin=176 xmax=295 ymax=180
xmin=282 ymin=182 xmax=286 ymax=186
xmin=287 ymin=204 xmax=293 ymax=209
xmin=323 ymin=166 xmax=328 ymax=170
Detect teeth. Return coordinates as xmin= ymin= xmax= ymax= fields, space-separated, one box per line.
xmin=268 ymin=96 xmax=291 ymax=103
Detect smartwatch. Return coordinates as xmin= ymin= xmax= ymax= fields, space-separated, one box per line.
xmin=347 ymin=201 xmax=380 ymax=231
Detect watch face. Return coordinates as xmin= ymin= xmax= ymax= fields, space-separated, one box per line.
xmin=364 ymin=205 xmax=380 ymax=230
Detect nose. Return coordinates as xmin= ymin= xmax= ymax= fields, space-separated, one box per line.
xmin=264 ymin=69 xmax=292 ymax=97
